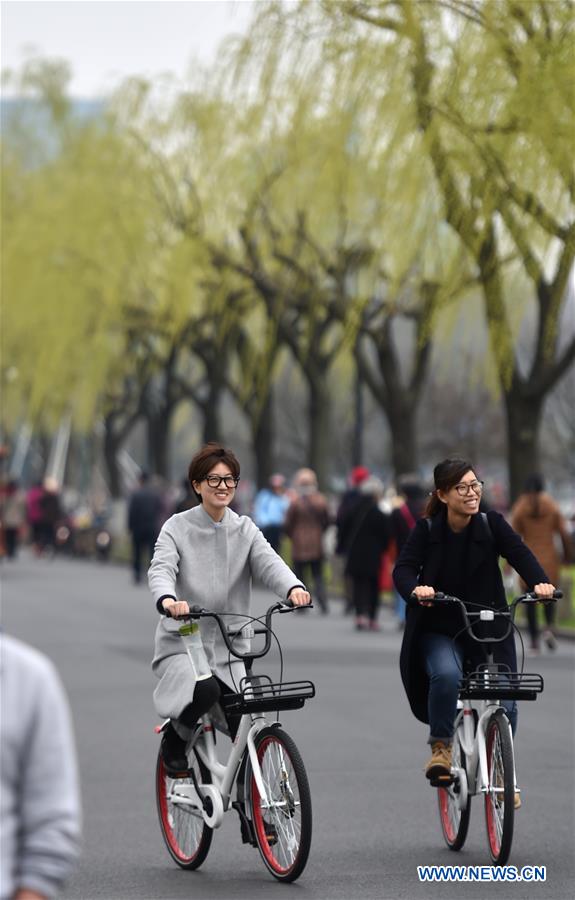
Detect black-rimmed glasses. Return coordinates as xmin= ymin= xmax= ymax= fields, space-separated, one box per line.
xmin=202 ymin=475 xmax=240 ymax=489
xmin=453 ymin=480 xmax=484 ymax=496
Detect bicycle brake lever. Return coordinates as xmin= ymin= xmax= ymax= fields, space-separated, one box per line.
xmin=279 ymin=601 xmax=314 ymax=613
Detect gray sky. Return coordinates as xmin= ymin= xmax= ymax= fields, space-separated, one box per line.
xmin=1 ymin=0 xmax=256 ymax=96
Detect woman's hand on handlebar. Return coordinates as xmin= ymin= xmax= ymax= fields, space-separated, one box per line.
xmin=162 ymin=598 xmax=190 ymax=618
xmin=533 ymin=583 xmax=556 ymax=600
xmin=288 ymin=587 xmax=312 ymax=607
xmin=413 ymin=585 xmax=435 ymax=607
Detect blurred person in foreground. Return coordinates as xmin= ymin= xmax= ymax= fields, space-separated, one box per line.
xmin=284 ymin=468 xmax=330 ymax=614
xmin=252 ymin=473 xmax=290 ymax=554
xmin=511 ymin=473 xmax=572 ymax=652
xmin=0 ymin=633 xmax=81 ymax=900
xmin=340 ymin=476 xmax=390 ymax=631
xmin=127 ymin=472 xmax=163 ymax=584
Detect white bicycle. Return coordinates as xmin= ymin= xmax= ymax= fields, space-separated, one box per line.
xmin=155 ymin=600 xmax=315 ymax=882
xmin=427 ymin=591 xmax=560 ymax=865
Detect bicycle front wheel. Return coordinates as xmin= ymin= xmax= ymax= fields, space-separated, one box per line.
xmin=248 ymin=726 xmax=312 ymax=882
xmin=484 ymin=711 xmax=514 ymax=864
xmin=156 ymin=748 xmax=213 ymax=869
xmin=438 ymin=732 xmax=471 ymax=851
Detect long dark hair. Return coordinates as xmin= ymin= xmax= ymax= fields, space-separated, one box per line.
xmin=424 ymin=457 xmax=475 ymax=517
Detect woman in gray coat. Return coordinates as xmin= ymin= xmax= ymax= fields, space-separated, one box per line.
xmin=148 ymin=442 xmax=311 ymax=774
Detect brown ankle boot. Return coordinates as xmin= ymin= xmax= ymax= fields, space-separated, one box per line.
xmin=425 ymin=741 xmax=453 ymax=780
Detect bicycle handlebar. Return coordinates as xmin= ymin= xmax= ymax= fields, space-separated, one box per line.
xmin=514 ymin=591 xmax=563 ymax=604
xmin=409 ymin=590 xmax=562 ymax=644
xmin=167 ymin=599 xmax=313 ymax=660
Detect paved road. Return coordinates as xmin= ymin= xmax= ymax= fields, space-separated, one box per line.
xmin=2 ymin=554 xmax=574 ymax=900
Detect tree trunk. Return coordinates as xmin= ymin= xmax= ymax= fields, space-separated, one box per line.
xmin=201 ymin=380 xmax=223 ymax=444
xmin=351 ymin=369 xmax=364 ymax=467
xmin=103 ymin=422 xmax=124 ymax=499
xmin=146 ymin=410 xmax=170 ymax=480
xmin=503 ymin=388 xmax=544 ymax=504
xmin=252 ymin=392 xmax=275 ymax=488
xmin=308 ymin=374 xmax=331 ymax=489
xmin=387 ymin=396 xmax=418 ymax=477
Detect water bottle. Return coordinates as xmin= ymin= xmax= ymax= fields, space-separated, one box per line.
xmin=179 ymin=622 xmax=212 ymax=681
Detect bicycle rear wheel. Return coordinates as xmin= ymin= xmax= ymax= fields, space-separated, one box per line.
xmin=438 ymin=732 xmax=471 ymax=851
xmin=247 ymin=726 xmax=312 ymax=882
xmin=484 ymin=711 xmax=514 ymax=864
xmin=156 ymin=748 xmax=213 ymax=868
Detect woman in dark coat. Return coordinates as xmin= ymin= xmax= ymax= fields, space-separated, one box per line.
xmin=341 ymin=476 xmax=390 ymax=631
xmin=393 ymin=458 xmax=556 ymax=794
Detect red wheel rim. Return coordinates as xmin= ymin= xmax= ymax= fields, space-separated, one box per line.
xmin=251 ymin=736 xmax=293 ymax=874
xmin=439 ymin=788 xmax=457 ymax=843
xmin=157 ymin=757 xmax=198 ymax=862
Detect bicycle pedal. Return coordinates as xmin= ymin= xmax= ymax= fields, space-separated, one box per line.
xmin=163 ymin=761 xmax=192 ymax=778
xmin=264 ymin=822 xmax=278 ymax=846
xmin=430 ymin=774 xmax=455 ymax=788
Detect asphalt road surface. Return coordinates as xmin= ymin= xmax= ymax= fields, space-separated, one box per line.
xmin=3 ymin=553 xmax=574 ymax=900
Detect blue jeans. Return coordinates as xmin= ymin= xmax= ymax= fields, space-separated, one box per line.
xmin=420 ymin=632 xmax=517 ymax=743
xmin=393 ymin=588 xmax=406 ymax=623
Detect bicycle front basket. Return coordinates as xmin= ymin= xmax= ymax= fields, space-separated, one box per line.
xmin=459 ymin=667 xmax=544 ymax=701
xmin=220 ymin=678 xmax=316 ymax=714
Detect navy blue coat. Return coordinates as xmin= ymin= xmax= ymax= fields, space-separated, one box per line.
xmin=393 ymin=509 xmax=549 ymax=724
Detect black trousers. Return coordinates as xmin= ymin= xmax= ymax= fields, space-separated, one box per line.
xmin=262 ymin=524 xmax=282 ymax=553
xmin=351 ymin=574 xmax=380 ymax=622
xmin=293 ymin=559 xmax=327 ymax=611
xmin=4 ymin=528 xmax=19 ymax=558
xmin=177 ymin=675 xmax=242 ymax=740
xmin=131 ymin=531 xmax=157 ymax=582
xmin=526 ymin=600 xmax=555 ymax=647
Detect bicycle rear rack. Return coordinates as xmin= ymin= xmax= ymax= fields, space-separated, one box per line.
xmin=220 ymin=676 xmax=316 ymax=714
xmin=459 ymin=667 xmax=544 ymax=701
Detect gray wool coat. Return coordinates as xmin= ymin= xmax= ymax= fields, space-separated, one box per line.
xmin=148 ymin=503 xmax=303 ymax=720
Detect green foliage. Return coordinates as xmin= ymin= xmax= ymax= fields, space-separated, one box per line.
xmin=3 ymin=1 xmax=573 ymax=482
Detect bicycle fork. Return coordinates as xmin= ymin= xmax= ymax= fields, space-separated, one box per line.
xmin=474 ymin=705 xmax=517 ymax=799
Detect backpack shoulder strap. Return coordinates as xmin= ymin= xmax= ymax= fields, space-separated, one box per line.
xmin=481 ymin=511 xmax=494 ymax=544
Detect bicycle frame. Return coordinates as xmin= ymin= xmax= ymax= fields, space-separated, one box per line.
xmin=440 ymin=590 xmax=560 ymax=808
xmin=163 ymin=705 xmax=273 ymax=827
xmin=162 ymin=600 xmax=313 ymax=829
xmin=453 ymin=695 xmax=517 ymax=809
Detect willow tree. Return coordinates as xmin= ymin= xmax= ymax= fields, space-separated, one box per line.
xmin=203 ymin=107 xmax=376 ymax=487
xmin=110 ymin=78 xmax=274 ymax=462
xmin=2 ymin=61 xmax=170 ymax=490
xmin=234 ymin=0 xmax=574 ymax=495
xmin=221 ymin=9 xmax=480 ymax=480
xmin=333 ymin=0 xmax=575 ymax=499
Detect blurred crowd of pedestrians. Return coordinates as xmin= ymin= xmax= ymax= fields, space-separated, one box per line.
xmin=0 ymin=478 xmax=64 ymax=560
xmin=2 ymin=458 xmax=573 ymax=642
